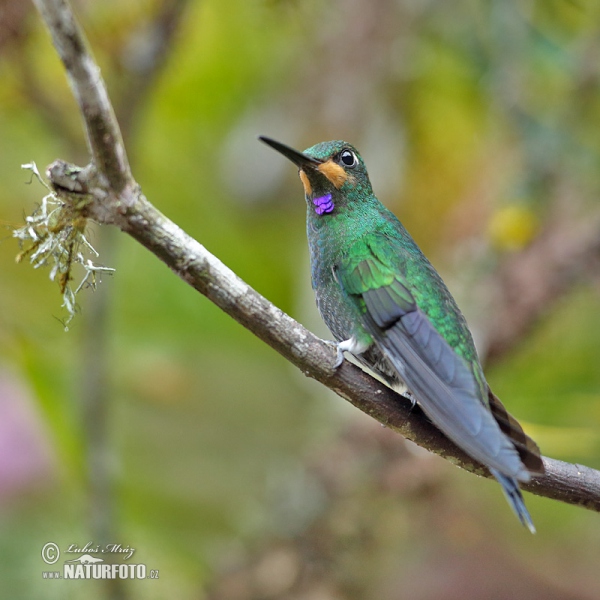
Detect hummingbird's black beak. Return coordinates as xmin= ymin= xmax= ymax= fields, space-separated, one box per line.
xmin=259 ymin=136 xmax=322 ymax=169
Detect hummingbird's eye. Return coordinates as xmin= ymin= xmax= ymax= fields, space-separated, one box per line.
xmin=339 ymin=149 xmax=357 ymax=168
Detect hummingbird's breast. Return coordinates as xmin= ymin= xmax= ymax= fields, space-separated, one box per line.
xmin=306 ymin=214 xmax=367 ymax=345
xmin=307 ymin=221 xmax=402 ymax=387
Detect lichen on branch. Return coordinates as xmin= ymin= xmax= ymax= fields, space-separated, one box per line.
xmin=14 ymin=162 xmax=115 ymax=329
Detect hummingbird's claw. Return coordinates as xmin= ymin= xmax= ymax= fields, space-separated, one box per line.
xmin=334 ymin=345 xmax=345 ymax=368
xmin=324 ymin=340 xmax=345 ymax=368
xmin=405 ymin=391 xmax=417 ymax=408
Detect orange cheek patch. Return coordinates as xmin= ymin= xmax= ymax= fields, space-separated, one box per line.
xmin=317 ymin=160 xmax=354 ymax=189
xmin=299 ymin=169 xmax=312 ymax=196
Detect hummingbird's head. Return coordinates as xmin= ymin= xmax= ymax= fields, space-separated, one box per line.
xmin=259 ymin=136 xmax=373 ymax=216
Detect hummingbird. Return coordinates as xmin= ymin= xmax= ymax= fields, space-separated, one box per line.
xmin=259 ymin=136 xmax=544 ymax=532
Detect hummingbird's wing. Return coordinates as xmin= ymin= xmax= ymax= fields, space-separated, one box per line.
xmin=335 ymin=236 xmax=532 ymax=481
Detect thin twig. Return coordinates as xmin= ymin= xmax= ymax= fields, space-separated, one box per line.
xmin=32 ymin=0 xmax=131 ymax=192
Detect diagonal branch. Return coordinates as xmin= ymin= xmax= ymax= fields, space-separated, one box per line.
xmin=33 ymin=0 xmax=600 ymax=513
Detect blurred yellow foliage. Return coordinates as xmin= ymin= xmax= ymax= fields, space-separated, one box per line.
xmin=488 ymin=204 xmax=539 ymax=251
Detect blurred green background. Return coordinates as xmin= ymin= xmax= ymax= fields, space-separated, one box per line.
xmin=1 ymin=0 xmax=600 ymax=598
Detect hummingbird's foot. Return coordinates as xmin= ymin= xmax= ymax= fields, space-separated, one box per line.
xmin=333 ymin=336 xmax=371 ymax=369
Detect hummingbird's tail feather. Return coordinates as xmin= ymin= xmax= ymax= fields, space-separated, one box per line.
xmin=490 ymin=468 xmax=536 ymax=534
xmin=487 ymin=389 xmax=545 ymax=475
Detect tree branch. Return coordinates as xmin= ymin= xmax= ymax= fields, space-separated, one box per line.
xmin=33 ymin=0 xmax=131 ymax=192
xmin=32 ymin=0 xmax=600 ymax=513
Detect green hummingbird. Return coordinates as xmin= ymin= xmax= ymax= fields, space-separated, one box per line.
xmin=259 ymin=136 xmax=544 ymax=532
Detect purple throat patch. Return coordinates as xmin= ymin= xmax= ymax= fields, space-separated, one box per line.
xmin=313 ymin=194 xmax=334 ymax=215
